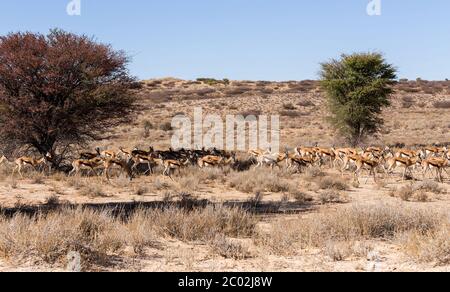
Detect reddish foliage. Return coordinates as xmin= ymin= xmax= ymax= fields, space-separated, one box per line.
xmin=0 ymin=29 xmax=136 ymax=166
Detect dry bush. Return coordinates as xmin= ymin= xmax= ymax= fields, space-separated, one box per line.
xmin=393 ymin=181 xmax=444 ymax=202
xmin=31 ymin=173 xmax=46 ymax=184
xmin=178 ymin=175 xmax=200 ymax=192
xmin=397 ymin=185 xmax=415 ymax=201
xmin=280 ymin=110 xmax=304 ymax=117
xmin=134 ymin=185 xmax=149 ymax=196
xmin=319 ymin=191 xmax=346 ymax=205
xmin=414 ymin=180 xmax=445 ymax=194
xmin=282 ymin=103 xmax=296 ymax=110
xmin=66 ymin=176 xmax=86 ymax=190
xmin=316 ymin=176 xmax=349 ymax=191
xmin=239 ymin=110 xmax=262 ymax=117
xmin=159 ymin=122 xmax=173 ymax=131
xmin=303 ymin=166 xmax=325 ymax=180
xmin=246 ymin=192 xmax=264 ymax=208
xmin=289 ymin=188 xmax=312 ymax=205
xmin=0 ymin=208 xmax=127 ymax=267
xmin=229 ymin=169 xmax=290 ymax=193
xmin=415 ymin=192 xmax=429 ymax=203
xmin=323 ymin=241 xmax=354 ymax=261
xmin=401 ymin=96 xmax=415 ymax=108
xmin=433 ymin=101 xmax=450 ymax=109
xmin=0 ymin=205 xmax=256 ymax=269
xmin=256 ymin=204 xmax=445 ymax=257
xmin=147 ymin=206 xmax=258 ymax=242
xmin=79 ymin=184 xmax=108 ymax=198
xmin=400 ymin=224 xmax=450 ymax=266
xmin=297 ymin=100 xmax=315 ymax=107
xmin=210 ymin=234 xmax=251 ymax=260
xmin=201 ymin=167 xmax=229 ymax=182
xmin=45 ymin=195 xmax=61 ymax=206
xmin=153 ymin=178 xmax=171 ymax=191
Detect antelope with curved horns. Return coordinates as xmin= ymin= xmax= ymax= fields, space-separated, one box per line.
xmin=386 ymin=156 xmax=421 ymax=181
xmin=104 ymin=158 xmax=133 ymax=182
xmin=422 ymin=157 xmax=449 ymax=183
xmin=69 ymin=157 xmax=104 ymax=177
xmin=13 ymin=152 xmax=52 ymax=178
xmin=198 ymin=153 xmax=236 ymax=168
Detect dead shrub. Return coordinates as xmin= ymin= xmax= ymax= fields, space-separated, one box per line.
xmin=303 ymin=166 xmax=324 ymax=180
xmin=229 ymin=169 xmax=290 ymax=193
xmin=134 ymin=186 xmax=149 ymax=196
xmin=397 ymin=185 xmax=414 ymax=201
xmin=289 ymin=188 xmax=312 ymax=205
xmin=319 ymin=191 xmax=345 ymax=205
xmin=433 ymin=101 xmax=450 ymax=109
xmin=45 ymin=195 xmax=60 ymax=207
xmin=256 ymin=204 xmax=444 ymax=256
xmin=282 ymin=103 xmax=296 ymax=110
xmin=148 ymin=206 xmax=258 ymax=241
xmin=400 ymin=224 xmax=450 ymax=266
xmin=79 ymin=185 xmax=108 ymax=198
xmin=159 ymin=122 xmax=173 ymax=131
xmin=210 ymin=234 xmax=251 ymax=260
xmin=0 ymin=208 xmax=125 ymax=267
xmin=414 ymin=180 xmax=445 ymax=194
xmin=317 ymin=176 xmax=348 ymax=191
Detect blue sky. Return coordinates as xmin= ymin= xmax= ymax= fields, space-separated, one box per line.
xmin=0 ymin=0 xmax=449 ymax=81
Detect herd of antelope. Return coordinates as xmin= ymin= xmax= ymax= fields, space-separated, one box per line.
xmin=0 ymin=144 xmax=449 ymax=183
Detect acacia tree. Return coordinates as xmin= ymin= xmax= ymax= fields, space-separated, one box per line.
xmin=320 ymin=53 xmax=397 ymax=146
xmin=0 ymin=29 xmax=137 ymax=167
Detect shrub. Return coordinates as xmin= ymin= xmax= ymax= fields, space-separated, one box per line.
xmin=397 ymin=185 xmax=414 ymax=201
xmin=319 ymin=191 xmax=345 ymax=204
xmin=317 ymin=176 xmax=349 ymax=191
xmin=229 ymin=169 xmax=290 ymax=193
xmin=210 ymin=234 xmax=251 ymax=260
xmin=282 ymin=103 xmax=296 ymax=110
xmin=256 ymin=204 xmax=444 ymax=256
xmin=160 ymin=122 xmax=173 ymax=131
xmin=433 ymin=101 xmax=450 ymax=109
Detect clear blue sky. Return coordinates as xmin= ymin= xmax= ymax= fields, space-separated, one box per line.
xmin=1 ymin=0 xmax=449 ymax=81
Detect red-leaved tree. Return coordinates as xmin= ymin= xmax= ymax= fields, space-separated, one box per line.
xmin=0 ymin=29 xmax=137 ymax=167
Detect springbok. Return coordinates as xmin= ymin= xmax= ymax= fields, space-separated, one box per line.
xmin=13 ymin=153 xmax=52 ymax=178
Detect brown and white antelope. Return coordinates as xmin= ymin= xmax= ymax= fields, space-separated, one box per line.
xmin=13 ymin=153 xmax=52 ymax=178
xmin=197 ymin=153 xmax=236 ymax=168
xmin=103 ymin=158 xmax=133 ymax=181
xmin=69 ymin=157 xmax=104 ymax=177
xmin=386 ymin=156 xmax=420 ymax=181
xmin=315 ymin=147 xmax=336 ymax=168
xmin=422 ymin=157 xmax=449 ymax=183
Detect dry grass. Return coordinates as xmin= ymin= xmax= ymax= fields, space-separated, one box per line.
xmin=147 ymin=206 xmax=258 ymax=241
xmin=256 ymin=204 xmax=446 ymax=259
xmin=0 ymin=205 xmax=257 ymax=269
xmin=319 ymin=191 xmax=346 ymax=205
xmin=433 ymin=101 xmax=450 ymax=109
xmin=316 ymin=176 xmax=349 ymax=191
xmin=79 ymin=184 xmax=108 ymax=198
xmin=400 ymin=224 xmax=450 ymax=265
xmin=0 ymin=208 xmax=128 ymax=268
xmin=229 ymin=168 xmax=291 ymax=193
xmin=392 ymin=181 xmax=445 ymax=202
xmin=210 ymin=234 xmax=251 ymax=260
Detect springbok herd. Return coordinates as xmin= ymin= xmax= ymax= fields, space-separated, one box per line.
xmin=0 ymin=144 xmax=449 ymax=183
